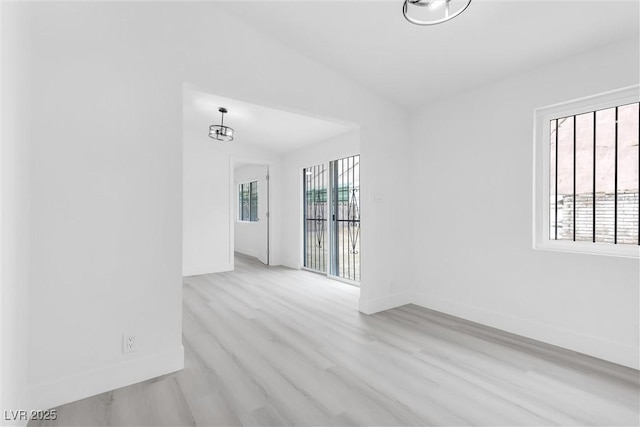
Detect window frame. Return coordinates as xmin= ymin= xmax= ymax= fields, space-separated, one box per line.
xmin=533 ymin=85 xmax=640 ymax=258
xmin=238 ymin=180 xmax=258 ymax=223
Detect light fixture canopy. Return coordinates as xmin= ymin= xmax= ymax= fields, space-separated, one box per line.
xmin=403 ymin=0 xmax=472 ymax=26
xmin=209 ymin=107 xmax=234 ymax=142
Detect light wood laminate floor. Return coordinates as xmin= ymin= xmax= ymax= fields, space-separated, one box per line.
xmin=31 ymin=254 xmax=640 ymax=426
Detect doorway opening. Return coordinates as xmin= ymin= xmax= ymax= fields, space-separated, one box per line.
xmin=233 ymin=161 xmax=270 ymax=265
xmin=182 ymin=83 xmax=361 ymax=281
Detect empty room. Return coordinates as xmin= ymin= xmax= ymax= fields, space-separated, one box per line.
xmin=2 ymin=0 xmax=639 ymax=426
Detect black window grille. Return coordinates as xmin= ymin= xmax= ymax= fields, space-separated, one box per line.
xmin=331 ymin=155 xmax=360 ymax=282
xmin=239 ymin=181 xmax=258 ymax=222
xmin=303 ymin=156 xmax=360 ymax=281
xmin=303 ymin=164 xmax=327 ymax=272
xmin=549 ymin=102 xmax=639 ymax=245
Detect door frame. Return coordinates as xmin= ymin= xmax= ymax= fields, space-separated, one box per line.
xmin=301 ymin=153 xmax=360 ymax=286
xmin=230 ymin=157 xmax=273 ymax=267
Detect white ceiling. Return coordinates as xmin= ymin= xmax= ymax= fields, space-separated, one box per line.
xmin=220 ymin=0 xmax=640 ymax=109
xmin=183 ymin=87 xmax=359 ymax=154
xmin=184 ymin=1 xmax=638 ymax=153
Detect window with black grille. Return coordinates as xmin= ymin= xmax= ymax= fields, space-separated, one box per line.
xmin=549 ymin=102 xmax=639 ymax=246
xmin=238 ymin=181 xmax=258 ymax=222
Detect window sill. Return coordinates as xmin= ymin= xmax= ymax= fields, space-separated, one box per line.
xmin=534 ymin=240 xmax=640 ymax=259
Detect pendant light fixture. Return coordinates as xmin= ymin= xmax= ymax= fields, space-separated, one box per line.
xmin=209 ymin=107 xmax=234 ymax=142
xmin=403 ymin=0 xmax=472 ymax=26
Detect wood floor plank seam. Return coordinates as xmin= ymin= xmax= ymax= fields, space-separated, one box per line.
xmin=30 ymin=255 xmax=640 ymax=427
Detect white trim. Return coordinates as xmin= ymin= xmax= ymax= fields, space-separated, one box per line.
xmin=533 ymin=85 xmax=640 ymax=258
xmin=358 ymin=292 xmax=411 ymax=315
xmin=230 ymin=157 xmax=275 ymax=268
xmin=536 ymin=239 xmax=640 ymax=258
xmin=359 ymin=290 xmax=639 ymax=369
xmin=29 ymin=345 xmax=184 ymax=412
xmin=183 ymin=264 xmax=232 ymax=277
xmin=411 ymin=292 xmax=639 ymax=370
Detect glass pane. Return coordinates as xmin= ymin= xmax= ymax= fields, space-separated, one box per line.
xmin=250 ymin=181 xmax=258 ymax=222
xmin=595 ymin=108 xmax=616 ymax=243
xmin=242 ymin=184 xmax=250 ymax=221
xmin=332 ymin=155 xmax=360 ymax=282
xmin=303 ymin=164 xmax=327 ymax=272
xmin=549 ymin=119 xmax=557 ymax=240
xmin=575 ymin=113 xmax=594 ymax=241
xmin=617 ymin=103 xmax=639 ymax=245
xmin=239 ymin=185 xmax=242 ymax=221
xmin=556 ymin=116 xmax=574 ymax=241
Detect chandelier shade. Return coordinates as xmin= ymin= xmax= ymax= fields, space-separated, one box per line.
xmin=209 ymin=107 xmax=234 ymax=142
xmin=403 ymin=0 xmax=472 ymax=26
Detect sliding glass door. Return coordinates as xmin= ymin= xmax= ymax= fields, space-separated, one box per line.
xmin=330 ymin=155 xmax=360 ymax=282
xmin=303 ymin=164 xmax=327 ymax=272
xmin=303 ymin=155 xmax=360 ymax=283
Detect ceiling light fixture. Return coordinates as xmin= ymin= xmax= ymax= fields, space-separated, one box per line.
xmin=209 ymin=107 xmax=234 ymax=142
xmin=403 ymin=0 xmax=472 ymax=26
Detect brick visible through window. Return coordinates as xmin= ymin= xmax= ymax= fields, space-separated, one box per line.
xmin=549 ymin=102 xmax=639 ymax=245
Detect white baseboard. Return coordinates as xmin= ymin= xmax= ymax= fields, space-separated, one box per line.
xmin=234 ymin=248 xmax=258 ymax=259
xmin=183 ymin=263 xmax=232 ymax=277
xmin=411 ymin=292 xmax=639 ymax=370
xmin=29 ymin=345 xmax=184 ymax=411
xmin=359 ymin=292 xmax=411 ymax=315
xmin=278 ymin=255 xmax=299 ymax=270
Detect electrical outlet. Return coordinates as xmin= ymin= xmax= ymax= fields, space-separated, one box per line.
xmin=122 ymin=334 xmax=136 ymax=353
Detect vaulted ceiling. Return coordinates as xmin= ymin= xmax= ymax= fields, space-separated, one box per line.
xmin=220 ymin=0 xmax=639 ymax=109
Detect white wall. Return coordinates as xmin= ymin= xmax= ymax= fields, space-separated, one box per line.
xmin=409 ymin=38 xmax=640 ymax=369
xmin=3 ymin=0 xmax=407 ymax=410
xmin=182 ymin=115 xmax=280 ymax=275
xmin=172 ymin=2 xmax=411 ymax=312
xmin=1 ymin=3 xmax=31 ymax=424
xmin=234 ymin=164 xmax=269 ymax=263
xmin=23 ymin=3 xmax=185 ymax=411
